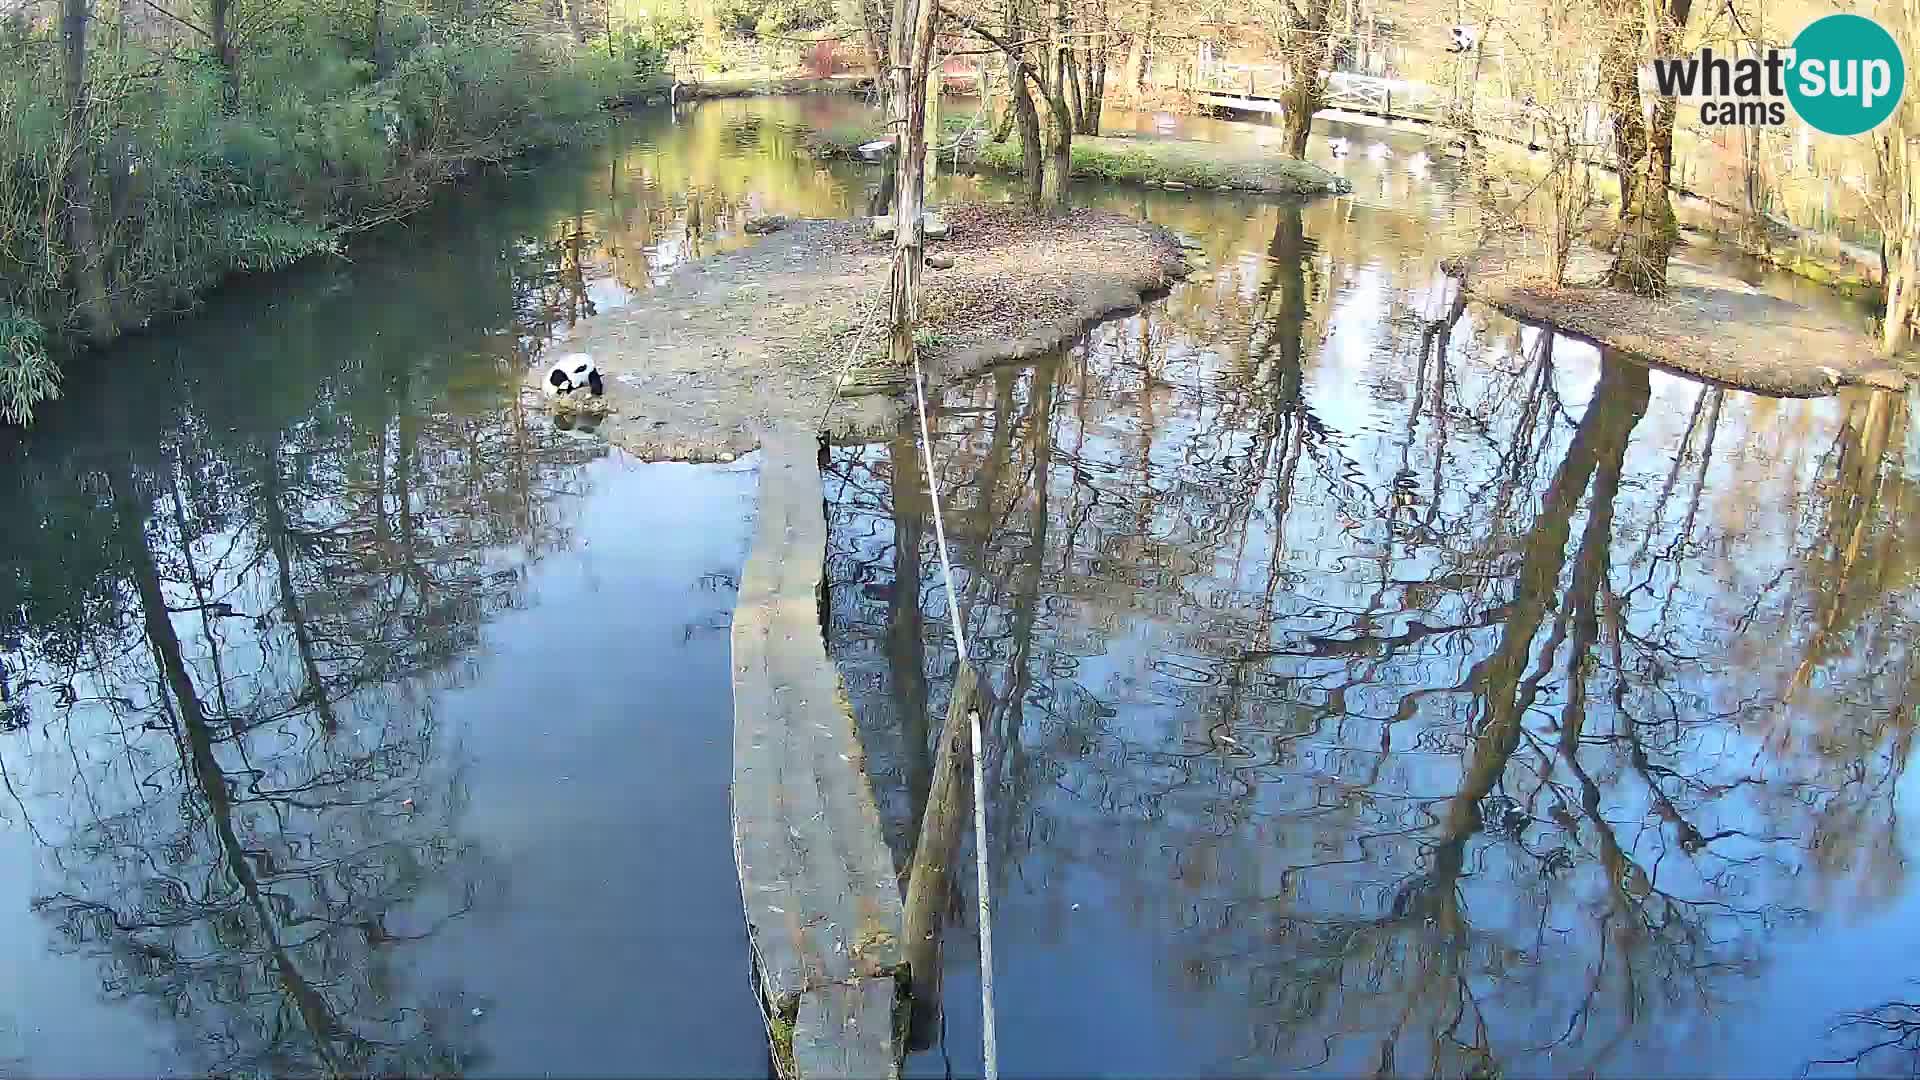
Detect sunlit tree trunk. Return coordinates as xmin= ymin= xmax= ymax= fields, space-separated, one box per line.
xmin=1605 ymin=0 xmax=1691 ymax=295
xmin=925 ymin=41 xmax=941 ymax=189
xmin=1004 ymin=0 xmax=1045 ymax=207
xmin=1065 ymin=48 xmax=1086 ymax=131
xmin=886 ymin=0 xmax=938 ymax=368
xmin=1276 ymin=0 xmax=1335 ymax=158
xmin=1039 ymin=0 xmax=1074 ymax=211
xmin=1135 ymin=0 xmax=1157 ymax=90
xmin=1084 ymin=41 xmax=1105 ymax=133
xmin=1878 ymin=7 xmax=1916 ymax=356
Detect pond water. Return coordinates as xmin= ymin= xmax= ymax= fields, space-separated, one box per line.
xmin=1 ymin=96 xmax=1915 ymax=1077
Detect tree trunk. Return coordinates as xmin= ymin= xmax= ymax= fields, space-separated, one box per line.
xmin=1086 ymin=48 xmax=1105 ymax=133
xmin=901 ymin=663 xmax=977 ymax=1051
xmin=1010 ymin=67 xmax=1043 ymax=207
xmin=211 ymin=0 xmax=235 ymax=72
xmin=61 ymin=0 xmax=112 ymax=344
xmin=1278 ymin=0 xmax=1334 ymax=158
xmin=1886 ymin=238 xmax=1915 ymax=356
xmin=1135 ymin=0 xmax=1156 ymax=89
xmin=886 ymin=0 xmax=938 ymax=369
xmin=1041 ymin=88 xmax=1072 ymax=210
xmin=1064 ymin=49 xmax=1087 ymax=132
xmin=372 ymin=0 xmax=390 ymax=75
xmin=1880 ymin=104 xmax=1916 ymax=356
xmin=1040 ymin=0 xmax=1073 ymax=210
xmin=861 ymin=0 xmax=890 ymax=93
xmin=1604 ymin=0 xmax=1690 ymax=295
xmin=925 ymin=41 xmax=941 ymax=189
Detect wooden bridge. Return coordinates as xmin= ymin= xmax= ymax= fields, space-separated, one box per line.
xmin=731 ymin=429 xmax=905 ymax=1079
xmin=1186 ymin=60 xmax=1618 ymax=169
xmin=1192 ymin=63 xmax=1453 ymax=130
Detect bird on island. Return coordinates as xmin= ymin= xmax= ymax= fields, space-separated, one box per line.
xmin=1327 ymin=136 xmax=1351 ymax=158
xmin=544 ymin=352 xmax=604 ymax=398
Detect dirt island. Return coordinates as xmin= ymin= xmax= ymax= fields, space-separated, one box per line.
xmin=529 ymin=202 xmax=1188 ymax=458
xmin=1445 ymin=241 xmax=1911 ymax=398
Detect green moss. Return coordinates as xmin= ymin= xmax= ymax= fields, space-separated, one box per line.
xmin=767 ymin=1011 xmax=797 ymax=1078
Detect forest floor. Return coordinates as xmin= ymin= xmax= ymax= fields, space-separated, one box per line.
xmin=1446 ymin=240 xmax=1911 ymax=397
xmin=529 ymin=203 xmax=1187 ymax=459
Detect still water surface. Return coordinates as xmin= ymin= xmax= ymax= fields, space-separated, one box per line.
xmin=1 ymin=96 xmax=1915 ymax=1076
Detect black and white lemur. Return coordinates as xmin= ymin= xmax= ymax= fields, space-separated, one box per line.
xmin=544 ymin=353 xmax=604 ymax=397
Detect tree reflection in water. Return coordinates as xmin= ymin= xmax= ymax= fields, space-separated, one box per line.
xmin=0 ymin=163 xmax=611 ymax=1076
xmin=827 ymin=199 xmax=1920 ymax=1076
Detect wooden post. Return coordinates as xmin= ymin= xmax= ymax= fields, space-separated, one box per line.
xmin=926 ymin=39 xmax=942 ymax=190
xmin=902 ymin=662 xmax=980 ymax=1051
xmin=887 ymin=0 xmax=939 ymax=370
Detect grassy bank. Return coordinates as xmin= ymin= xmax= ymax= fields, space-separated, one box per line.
xmin=805 ymin=120 xmax=1348 ymax=196
xmin=981 ymin=135 xmax=1349 ymax=196
xmin=1 ymin=12 xmax=638 ymax=425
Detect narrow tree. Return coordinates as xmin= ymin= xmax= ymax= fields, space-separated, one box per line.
xmin=1003 ymin=0 xmax=1046 ymax=206
xmin=948 ymin=1 xmax=1061 ymax=208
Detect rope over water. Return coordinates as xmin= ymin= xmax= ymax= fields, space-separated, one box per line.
xmin=820 ymin=295 xmax=1000 ymax=1080
xmin=906 ymin=342 xmax=1000 ymax=1080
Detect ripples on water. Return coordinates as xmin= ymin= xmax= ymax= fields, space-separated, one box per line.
xmin=0 ymin=96 xmax=1914 ymax=1077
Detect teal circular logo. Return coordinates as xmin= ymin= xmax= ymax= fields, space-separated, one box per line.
xmin=1787 ymin=14 xmax=1906 ymax=135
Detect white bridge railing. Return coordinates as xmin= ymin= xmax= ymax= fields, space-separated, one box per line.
xmin=1192 ymin=62 xmax=1446 ymax=120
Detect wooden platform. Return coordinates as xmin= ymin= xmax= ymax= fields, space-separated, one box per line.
xmin=731 ymin=428 xmax=905 ymax=1080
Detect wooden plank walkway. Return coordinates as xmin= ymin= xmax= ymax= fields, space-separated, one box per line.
xmin=731 ymin=427 xmax=905 ymax=1080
